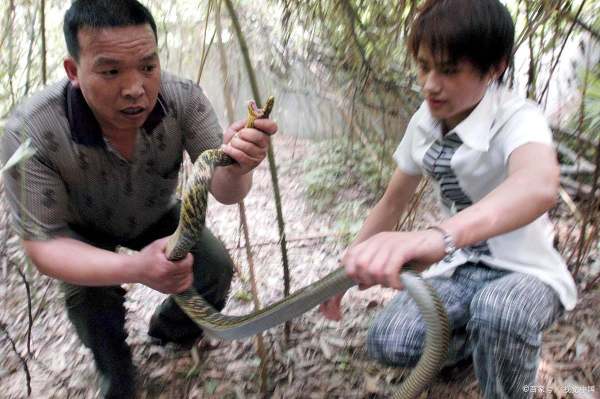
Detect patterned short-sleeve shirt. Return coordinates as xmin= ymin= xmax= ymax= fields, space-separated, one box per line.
xmin=1 ymin=71 xmax=222 ymax=241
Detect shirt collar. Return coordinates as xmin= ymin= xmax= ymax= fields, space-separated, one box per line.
xmin=452 ymin=86 xmax=497 ymax=151
xmin=64 ymin=81 xmax=168 ymax=147
xmin=417 ymin=85 xmax=498 ymax=152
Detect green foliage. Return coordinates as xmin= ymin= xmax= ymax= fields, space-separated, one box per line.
xmin=232 ymin=289 xmax=253 ymax=303
xmin=0 ymin=139 xmax=35 ymax=173
xmin=303 ymin=135 xmax=395 ymax=243
xmin=277 ymin=0 xmax=417 ymax=97
xmin=203 ymin=379 xmax=218 ymax=395
xmin=333 ymin=202 xmax=368 ymax=247
xmin=580 ymin=65 xmax=600 ymax=139
xmin=564 ymin=59 xmax=600 ymax=164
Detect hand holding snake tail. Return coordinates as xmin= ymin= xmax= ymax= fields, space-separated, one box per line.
xmin=164 ymin=96 xmax=450 ymax=399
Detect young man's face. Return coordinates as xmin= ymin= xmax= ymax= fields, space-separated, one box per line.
xmin=416 ymin=46 xmax=493 ymax=130
xmin=64 ymin=24 xmax=161 ymax=135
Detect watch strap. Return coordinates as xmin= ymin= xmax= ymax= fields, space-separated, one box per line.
xmin=429 ymin=226 xmax=457 ymax=261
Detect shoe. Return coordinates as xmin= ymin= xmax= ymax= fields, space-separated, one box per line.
xmin=99 ymin=367 xmax=136 ymax=399
xmin=147 ymin=313 xmax=202 ymax=350
xmin=438 ymin=356 xmax=473 ymax=382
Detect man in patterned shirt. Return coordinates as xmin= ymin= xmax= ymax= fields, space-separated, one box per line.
xmin=0 ymin=0 xmax=276 ymax=398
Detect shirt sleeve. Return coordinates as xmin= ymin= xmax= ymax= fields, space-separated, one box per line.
xmin=392 ymin=114 xmax=423 ymax=176
xmin=180 ymin=81 xmax=224 ymax=162
xmin=1 ymin=121 xmax=73 ymax=241
xmin=498 ymin=102 xmax=554 ymax=163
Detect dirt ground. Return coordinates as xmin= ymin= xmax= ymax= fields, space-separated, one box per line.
xmin=1 ymin=134 xmax=598 ymax=399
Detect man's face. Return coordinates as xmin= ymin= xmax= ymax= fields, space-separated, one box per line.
xmin=416 ymin=46 xmax=492 ymax=130
xmin=64 ymin=24 xmax=161 ymax=134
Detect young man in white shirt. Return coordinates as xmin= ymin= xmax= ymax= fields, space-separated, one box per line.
xmin=320 ymin=0 xmax=576 ymax=397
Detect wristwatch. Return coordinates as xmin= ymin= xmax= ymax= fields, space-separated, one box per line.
xmin=429 ymin=226 xmax=457 ymax=261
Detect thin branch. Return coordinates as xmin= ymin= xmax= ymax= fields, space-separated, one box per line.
xmin=0 ymin=321 xmax=32 ymax=396
xmin=559 ymin=3 xmax=600 ymax=42
xmin=339 ymin=0 xmax=371 ymax=90
xmin=584 ymin=271 xmax=600 ymax=292
xmin=537 ymin=0 xmax=587 ymax=103
xmin=237 ymin=202 xmax=269 ymax=392
xmin=225 ymin=232 xmax=351 ymax=251
xmin=14 ymin=263 xmax=33 ymax=356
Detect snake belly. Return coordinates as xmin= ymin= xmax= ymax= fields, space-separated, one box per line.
xmin=163 ymin=98 xmax=450 ymax=399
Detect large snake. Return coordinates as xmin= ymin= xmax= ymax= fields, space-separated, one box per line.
xmin=164 ymin=97 xmax=450 ymax=398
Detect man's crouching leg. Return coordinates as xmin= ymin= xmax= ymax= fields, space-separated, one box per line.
xmin=467 ymin=273 xmax=562 ymax=399
xmin=62 ymin=283 xmax=135 ymax=399
xmin=366 ymin=276 xmax=473 ymax=368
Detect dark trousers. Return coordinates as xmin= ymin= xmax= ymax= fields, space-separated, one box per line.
xmin=61 ymin=205 xmax=234 ymax=398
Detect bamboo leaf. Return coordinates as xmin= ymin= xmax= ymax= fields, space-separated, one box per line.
xmin=0 ymin=138 xmax=35 ymax=173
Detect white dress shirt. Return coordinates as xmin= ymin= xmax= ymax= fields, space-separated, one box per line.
xmin=394 ymin=84 xmax=577 ymax=310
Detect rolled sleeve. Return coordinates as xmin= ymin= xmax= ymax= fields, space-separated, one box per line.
xmin=1 ymin=126 xmax=72 ymax=240
xmin=499 ymin=103 xmax=554 ymax=164
xmin=393 ymin=118 xmax=423 ymax=176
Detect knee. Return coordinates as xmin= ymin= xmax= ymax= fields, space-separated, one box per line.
xmin=194 ymin=251 xmax=234 ymax=289
xmin=468 ymin=286 xmax=548 ymax=345
xmin=62 ymin=284 xmax=126 ymax=311
xmin=192 ymin=231 xmax=234 ymax=284
xmin=366 ymin=314 xmax=425 ymax=367
xmin=61 ymin=285 xmax=127 ymax=348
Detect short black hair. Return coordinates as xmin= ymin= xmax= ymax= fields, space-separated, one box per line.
xmin=408 ymin=0 xmax=514 ymax=83
xmin=64 ymin=0 xmax=158 ymax=61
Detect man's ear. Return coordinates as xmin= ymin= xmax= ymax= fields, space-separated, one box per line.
xmin=491 ymin=58 xmax=509 ymax=83
xmin=64 ymin=57 xmax=80 ymax=88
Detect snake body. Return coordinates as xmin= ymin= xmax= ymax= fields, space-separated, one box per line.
xmin=164 ymin=97 xmax=450 ymax=398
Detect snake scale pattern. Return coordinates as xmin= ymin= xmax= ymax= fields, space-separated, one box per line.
xmin=164 ymin=96 xmax=450 ymax=398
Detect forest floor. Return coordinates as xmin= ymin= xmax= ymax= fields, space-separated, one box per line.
xmin=1 ymin=134 xmax=598 ymax=399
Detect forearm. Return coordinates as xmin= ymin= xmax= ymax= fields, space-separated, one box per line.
xmin=210 ymin=166 xmax=252 ymax=204
xmin=439 ymin=166 xmax=558 ymax=250
xmin=23 ymin=237 xmax=140 ymax=286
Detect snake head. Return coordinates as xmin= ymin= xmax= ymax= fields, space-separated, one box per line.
xmin=246 ymin=96 xmax=275 ymax=128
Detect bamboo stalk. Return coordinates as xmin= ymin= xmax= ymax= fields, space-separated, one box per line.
xmin=7 ymin=0 xmax=16 ymax=108
xmin=24 ymin=5 xmax=37 ymax=95
xmin=223 ymin=0 xmax=292 ymax=343
xmin=40 ymin=0 xmax=47 ymax=85
xmin=196 ymin=0 xmax=217 ymax=84
xmin=216 ymin=4 xmax=269 ymax=392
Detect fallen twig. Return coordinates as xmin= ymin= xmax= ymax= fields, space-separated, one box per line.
xmin=0 ymin=321 xmax=31 ymax=396
xmin=225 ymin=231 xmax=350 ymax=251
xmin=14 ymin=263 xmax=33 ymax=356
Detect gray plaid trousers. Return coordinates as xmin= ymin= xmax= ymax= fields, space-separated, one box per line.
xmin=367 ymin=263 xmax=563 ymax=399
